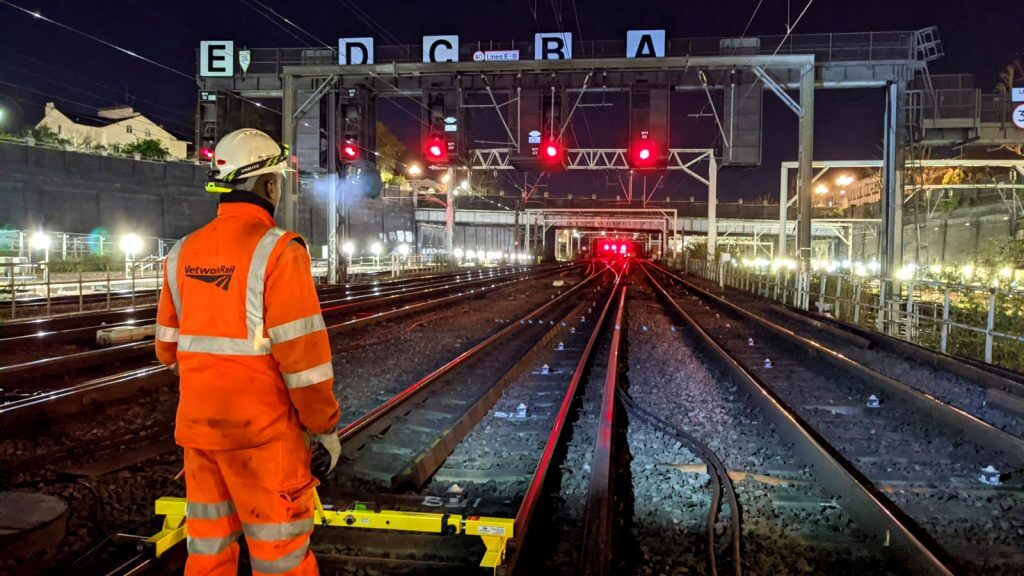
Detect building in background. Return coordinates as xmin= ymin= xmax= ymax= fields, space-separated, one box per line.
xmin=814 ymin=174 xmax=882 ymax=209
xmin=35 ymin=102 xmax=188 ymax=159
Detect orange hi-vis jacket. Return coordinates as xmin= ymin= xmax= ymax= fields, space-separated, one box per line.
xmin=155 ymin=200 xmax=339 ymax=450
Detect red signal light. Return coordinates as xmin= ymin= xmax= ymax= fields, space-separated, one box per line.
xmin=342 ymin=142 xmax=359 ymax=160
xmin=539 ymin=138 xmax=563 ymax=169
xmin=630 ymin=140 xmax=659 ymax=169
xmin=200 ymin=147 xmax=214 ymax=160
xmin=425 ymin=133 xmax=448 ymax=163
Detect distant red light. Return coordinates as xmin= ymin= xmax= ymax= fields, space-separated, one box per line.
xmin=342 ymin=143 xmax=359 ymax=158
xmin=638 ymin=147 xmax=651 ymax=161
xmin=428 ymin=144 xmax=443 ymax=158
xmin=200 ymin=147 xmax=214 ymax=160
xmin=545 ymin=144 xmax=558 ymax=158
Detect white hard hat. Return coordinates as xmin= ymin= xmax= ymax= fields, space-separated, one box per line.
xmin=206 ymin=128 xmax=290 ymax=193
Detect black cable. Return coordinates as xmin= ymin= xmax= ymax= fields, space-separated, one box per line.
xmin=616 ymin=388 xmax=743 ymax=576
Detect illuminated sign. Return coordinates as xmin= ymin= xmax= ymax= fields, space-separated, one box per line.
xmin=535 ymin=32 xmax=572 ymax=60
xmin=339 ymin=37 xmax=374 ymax=65
xmin=626 ymin=30 xmax=665 ymax=58
xmin=200 ymin=41 xmax=233 ymax=77
xmin=201 ymin=29 xmax=696 ymax=75
xmin=473 ymin=50 xmax=520 ymax=62
xmin=423 ymin=35 xmax=459 ymax=63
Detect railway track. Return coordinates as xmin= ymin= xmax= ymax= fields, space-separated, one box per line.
xmin=0 ymin=265 xmax=558 ymax=383
xmin=314 ymin=263 xmax=624 ymax=568
xmin=0 ymin=266 xmax=533 ymax=348
xmin=0 ymin=265 xmax=572 ymax=437
xmin=643 ymin=261 xmax=1024 ymax=575
xmin=101 ymin=261 xmax=628 ymax=576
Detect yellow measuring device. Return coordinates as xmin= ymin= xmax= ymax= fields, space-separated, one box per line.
xmin=147 ymin=489 xmax=515 ymax=572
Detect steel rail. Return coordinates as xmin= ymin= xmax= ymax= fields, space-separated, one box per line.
xmin=1 ymin=268 xmax=570 ymax=432
xmin=336 ymin=266 xmax=604 ymax=449
xmin=580 ymin=276 xmax=628 ymax=576
xmin=507 ymin=262 xmax=624 ymax=573
xmin=1 ymin=266 xmax=567 ymax=383
xmin=648 ymin=261 xmax=1024 ymax=461
xmin=0 ymin=265 xmax=535 ymax=339
xmin=640 ymin=262 xmax=958 ymax=576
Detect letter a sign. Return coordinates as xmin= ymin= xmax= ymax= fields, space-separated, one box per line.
xmin=626 ymin=30 xmax=665 ymax=58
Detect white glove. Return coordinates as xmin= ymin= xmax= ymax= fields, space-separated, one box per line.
xmin=313 ymin=432 xmax=341 ymax=474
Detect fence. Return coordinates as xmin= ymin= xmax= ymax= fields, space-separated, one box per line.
xmin=684 ymin=259 xmax=1024 ymax=372
xmin=1 ymin=259 xmax=163 ymax=319
xmin=0 ymin=229 xmax=179 ymax=262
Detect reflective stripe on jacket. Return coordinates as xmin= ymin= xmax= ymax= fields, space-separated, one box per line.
xmin=156 ymin=200 xmax=340 ymax=450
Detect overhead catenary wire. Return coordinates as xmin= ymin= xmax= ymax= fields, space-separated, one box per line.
xmin=240 ymin=0 xmax=333 ymax=49
xmin=335 ymin=0 xmax=400 ymax=45
xmin=0 ymin=62 xmax=195 ymax=135
xmin=0 ymin=79 xmax=192 ymax=140
xmin=0 ymin=0 xmax=280 ymax=116
xmin=0 ymin=0 xmax=194 ymax=82
xmin=5 ymin=51 xmax=196 ymax=122
xmin=237 ymin=0 xmax=314 ymax=47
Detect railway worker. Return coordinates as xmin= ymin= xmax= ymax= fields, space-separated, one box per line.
xmin=154 ymin=128 xmax=340 ymax=576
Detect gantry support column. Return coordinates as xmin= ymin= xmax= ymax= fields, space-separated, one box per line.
xmin=707 ymin=154 xmax=719 ymax=261
xmin=778 ymin=165 xmax=789 ymax=258
xmin=881 ymin=80 xmax=906 ymax=278
xmin=281 ymin=74 xmax=298 ymax=232
xmin=326 ymin=91 xmax=338 ymax=284
xmin=797 ymin=64 xmax=815 ymax=271
xmin=445 ymin=169 xmax=455 ymax=264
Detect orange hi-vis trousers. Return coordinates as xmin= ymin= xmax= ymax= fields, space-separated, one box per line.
xmin=183 ymin=428 xmax=319 ymax=576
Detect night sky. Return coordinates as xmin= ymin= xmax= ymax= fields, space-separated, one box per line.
xmin=1 ymin=0 xmax=1020 ymax=201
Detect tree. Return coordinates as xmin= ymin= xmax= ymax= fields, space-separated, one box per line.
xmin=24 ymin=125 xmax=69 ymax=147
xmin=121 ymin=138 xmax=170 ymax=161
xmin=375 ymin=121 xmax=408 ymax=175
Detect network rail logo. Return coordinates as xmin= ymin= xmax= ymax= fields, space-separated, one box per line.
xmin=184 ymin=264 xmax=236 ymax=291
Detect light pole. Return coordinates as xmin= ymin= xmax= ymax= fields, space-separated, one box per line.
xmin=119 ymin=233 xmax=143 ymax=278
xmin=370 ymin=241 xmax=382 ymax=267
xmin=30 ymin=231 xmax=51 ymax=283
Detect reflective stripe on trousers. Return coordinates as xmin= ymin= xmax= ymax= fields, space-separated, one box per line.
xmin=242 ymin=518 xmax=313 ymax=542
xmin=187 ymin=531 xmax=241 ymax=555
xmin=186 ymin=500 xmax=236 ymax=519
xmin=249 ymin=537 xmax=310 ymax=575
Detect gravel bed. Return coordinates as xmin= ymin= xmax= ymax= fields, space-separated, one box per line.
xmin=0 ymin=294 xmax=158 ymax=323
xmin=419 ymin=298 xmax=597 ymax=516
xmin=689 ymin=274 xmax=1024 ymax=438
xmin=332 ymin=270 xmax=582 ymax=427
xmin=0 ymin=384 xmax=180 ymax=574
xmin=624 ymin=283 xmax=895 ymax=576
xmin=0 ymin=270 xmax=578 ymax=574
xmin=670 ymin=277 xmax=1023 ymax=575
xmin=515 ymin=308 xmax=613 ymax=575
